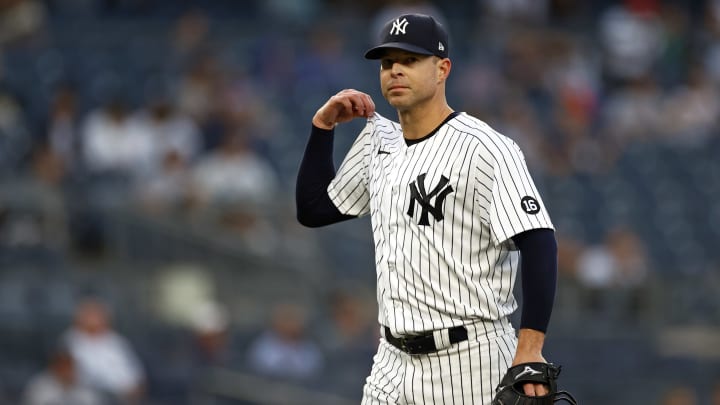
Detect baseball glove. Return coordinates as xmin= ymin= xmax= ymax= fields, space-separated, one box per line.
xmin=492 ymin=362 xmax=577 ymax=404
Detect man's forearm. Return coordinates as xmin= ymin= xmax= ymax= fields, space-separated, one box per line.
xmin=511 ymin=229 xmax=558 ymax=332
xmin=295 ymin=125 xmax=354 ymax=227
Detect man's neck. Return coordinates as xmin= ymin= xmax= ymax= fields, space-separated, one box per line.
xmin=398 ymin=101 xmax=454 ymax=140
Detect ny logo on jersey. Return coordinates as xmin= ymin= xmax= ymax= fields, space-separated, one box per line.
xmin=407 ymin=174 xmax=454 ymax=226
xmin=390 ymin=17 xmax=409 ymax=35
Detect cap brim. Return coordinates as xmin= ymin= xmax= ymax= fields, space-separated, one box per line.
xmin=364 ymin=42 xmax=434 ymax=59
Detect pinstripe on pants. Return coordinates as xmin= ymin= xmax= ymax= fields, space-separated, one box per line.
xmin=362 ymin=320 xmax=517 ymax=405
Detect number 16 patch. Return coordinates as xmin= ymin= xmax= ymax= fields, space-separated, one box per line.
xmin=520 ymin=196 xmax=540 ymax=214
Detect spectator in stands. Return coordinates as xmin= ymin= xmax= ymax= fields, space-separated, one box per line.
xmin=0 ymin=0 xmax=47 ymax=47
xmin=25 ymin=142 xmax=71 ymax=245
xmin=574 ymin=233 xmax=623 ymax=298
xmin=188 ymin=300 xmax=237 ymax=369
xmin=575 ymin=240 xmax=615 ymax=299
xmin=62 ymin=297 xmax=146 ymax=404
xmin=134 ymin=149 xmax=196 ymax=214
xmin=179 ymin=300 xmax=243 ymax=402
xmin=213 ymin=71 xmax=281 ymax=153
xmin=246 ymin=303 xmax=323 ymax=380
xmin=130 ymin=94 xmax=200 ymax=214
xmin=555 ymin=232 xmax=585 ymax=281
xmin=22 ymin=345 xmax=103 ymax=405
xmin=659 ymin=64 xmax=720 ymax=146
xmin=191 ymin=127 xmax=278 ymax=208
xmin=575 ymin=226 xmax=650 ymax=320
xmin=177 ymin=55 xmax=222 ymax=136
xmin=81 ymin=97 xmax=155 ymax=181
xmin=554 ymin=100 xmax=616 ymax=175
xmin=606 ymin=226 xmax=650 ymax=290
xmin=598 ymin=1 xmax=663 ymax=83
xmin=542 ymin=35 xmax=607 ymax=174
xmin=137 ymin=95 xmax=201 ymax=165
xmin=601 ymin=74 xmax=664 ymax=145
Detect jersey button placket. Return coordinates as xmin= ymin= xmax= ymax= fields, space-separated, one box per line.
xmin=386 ymin=149 xmax=405 ymax=323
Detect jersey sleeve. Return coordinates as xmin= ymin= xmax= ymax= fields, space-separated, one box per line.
xmin=327 ymin=119 xmax=373 ymax=217
xmin=488 ymin=138 xmax=553 ymax=244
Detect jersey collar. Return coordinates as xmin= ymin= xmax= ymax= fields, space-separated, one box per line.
xmin=404 ymin=111 xmax=460 ymax=146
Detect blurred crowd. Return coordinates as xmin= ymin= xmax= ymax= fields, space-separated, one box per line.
xmin=16 ymin=285 xmax=378 ymax=405
xmin=1 ymin=0 xmax=720 ymax=403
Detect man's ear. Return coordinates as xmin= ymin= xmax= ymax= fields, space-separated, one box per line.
xmin=437 ymin=58 xmax=452 ymax=82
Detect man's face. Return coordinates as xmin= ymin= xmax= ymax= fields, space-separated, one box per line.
xmin=378 ymin=49 xmax=447 ymax=111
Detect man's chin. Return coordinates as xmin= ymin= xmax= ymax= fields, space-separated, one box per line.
xmin=386 ymin=97 xmax=410 ymax=110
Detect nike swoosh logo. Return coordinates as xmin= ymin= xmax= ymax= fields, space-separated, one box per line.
xmin=377 ymin=149 xmax=391 ymax=155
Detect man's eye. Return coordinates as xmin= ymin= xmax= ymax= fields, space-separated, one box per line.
xmin=381 ymin=60 xmax=394 ymax=69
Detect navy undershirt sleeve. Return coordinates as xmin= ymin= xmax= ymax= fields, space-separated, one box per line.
xmin=510 ymin=228 xmax=558 ymax=333
xmin=295 ymin=125 xmax=356 ymax=227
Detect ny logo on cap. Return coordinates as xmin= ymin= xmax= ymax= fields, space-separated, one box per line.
xmin=390 ymin=17 xmax=409 ymax=35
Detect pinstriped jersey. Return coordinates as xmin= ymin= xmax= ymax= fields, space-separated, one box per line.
xmin=327 ymin=112 xmax=553 ymax=335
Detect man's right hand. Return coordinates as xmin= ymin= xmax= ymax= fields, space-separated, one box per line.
xmin=312 ymin=89 xmax=376 ymax=130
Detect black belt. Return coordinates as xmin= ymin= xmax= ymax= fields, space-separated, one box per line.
xmin=384 ymin=325 xmax=468 ymax=355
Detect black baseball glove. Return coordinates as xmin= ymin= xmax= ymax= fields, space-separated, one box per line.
xmin=492 ymin=362 xmax=577 ymax=404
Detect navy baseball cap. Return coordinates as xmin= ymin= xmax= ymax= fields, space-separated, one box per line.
xmin=365 ymin=14 xmax=449 ymax=60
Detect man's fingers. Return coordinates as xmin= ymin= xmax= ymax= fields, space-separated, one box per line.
xmin=315 ymin=89 xmax=375 ymax=128
xmin=347 ymin=96 xmax=374 ymax=118
xmin=318 ymin=96 xmax=353 ymax=124
xmin=523 ymin=383 xmax=548 ymax=397
xmin=357 ymin=93 xmax=376 ymax=117
xmin=338 ymin=89 xmax=375 ymax=118
xmin=336 ymin=96 xmax=355 ymax=116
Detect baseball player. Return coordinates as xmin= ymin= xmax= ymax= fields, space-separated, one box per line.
xmin=296 ymin=14 xmax=563 ymax=404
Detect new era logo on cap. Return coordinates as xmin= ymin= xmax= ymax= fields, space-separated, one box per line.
xmin=365 ymin=13 xmax=449 ymax=60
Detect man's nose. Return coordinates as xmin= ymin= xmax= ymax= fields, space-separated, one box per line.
xmin=390 ymin=63 xmax=404 ymax=76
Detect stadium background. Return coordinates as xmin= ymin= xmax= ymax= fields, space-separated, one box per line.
xmin=0 ymin=0 xmax=719 ymax=403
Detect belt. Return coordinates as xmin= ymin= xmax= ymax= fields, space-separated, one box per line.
xmin=383 ymin=325 xmax=468 ymax=355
